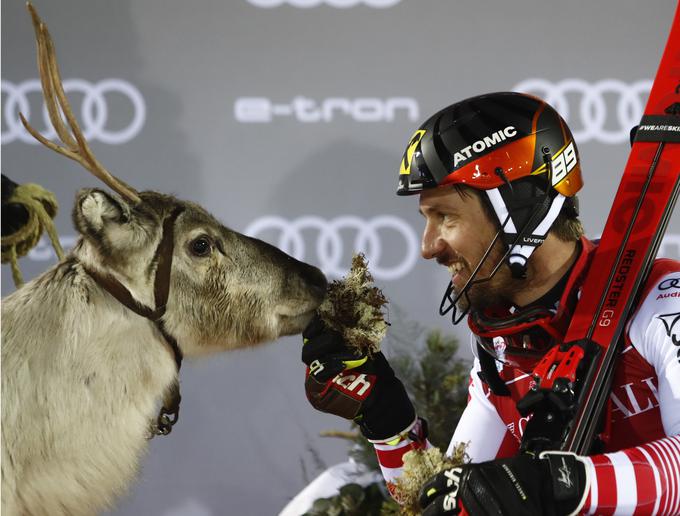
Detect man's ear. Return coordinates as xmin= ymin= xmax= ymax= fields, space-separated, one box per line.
xmin=73 ymin=188 xmax=131 ymax=237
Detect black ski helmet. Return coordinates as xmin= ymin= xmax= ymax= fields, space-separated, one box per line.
xmin=398 ymin=92 xmax=583 ymax=277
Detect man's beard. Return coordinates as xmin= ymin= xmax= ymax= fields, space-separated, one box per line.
xmin=453 ymin=240 xmax=530 ymax=312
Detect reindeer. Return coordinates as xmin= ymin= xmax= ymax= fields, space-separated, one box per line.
xmin=1 ymin=5 xmax=327 ymax=515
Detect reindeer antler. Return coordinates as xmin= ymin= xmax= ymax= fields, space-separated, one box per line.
xmin=19 ymin=2 xmax=142 ymax=205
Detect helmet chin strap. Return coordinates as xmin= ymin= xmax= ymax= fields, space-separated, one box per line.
xmin=486 ymin=186 xmax=567 ymax=278
xmin=488 ymin=155 xmax=566 ymax=279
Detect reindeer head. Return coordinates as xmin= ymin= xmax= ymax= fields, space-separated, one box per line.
xmin=22 ymin=4 xmax=327 ymax=357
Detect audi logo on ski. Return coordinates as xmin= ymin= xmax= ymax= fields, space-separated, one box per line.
xmin=453 ymin=125 xmax=517 ymax=167
xmin=513 ymin=78 xmax=652 ymax=144
xmin=234 ymin=96 xmax=419 ymax=123
xmin=2 ymin=79 xmax=146 ymax=145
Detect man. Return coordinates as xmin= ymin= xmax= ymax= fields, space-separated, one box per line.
xmin=302 ymin=92 xmax=680 ymax=515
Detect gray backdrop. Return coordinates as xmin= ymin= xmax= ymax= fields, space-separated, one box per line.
xmin=2 ymin=1 xmax=679 ymax=514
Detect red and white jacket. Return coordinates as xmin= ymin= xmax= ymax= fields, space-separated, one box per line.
xmin=375 ymin=258 xmax=680 ymax=515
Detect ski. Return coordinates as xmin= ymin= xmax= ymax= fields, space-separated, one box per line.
xmin=519 ymin=2 xmax=680 ymax=455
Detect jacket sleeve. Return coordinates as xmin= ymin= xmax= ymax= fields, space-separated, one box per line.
xmin=579 ymin=267 xmax=680 ymax=515
xmin=579 ymin=434 xmax=680 ymax=515
xmin=446 ymin=357 xmax=511 ymax=462
xmin=373 ymin=357 xmax=509 ymax=495
xmin=372 ymin=417 xmax=430 ymax=496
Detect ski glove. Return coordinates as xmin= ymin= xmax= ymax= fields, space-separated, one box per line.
xmin=418 ymin=452 xmax=588 ymax=516
xmin=301 ymin=315 xmax=416 ymax=441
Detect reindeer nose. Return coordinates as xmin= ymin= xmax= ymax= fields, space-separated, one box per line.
xmin=297 ymin=261 xmax=328 ymax=299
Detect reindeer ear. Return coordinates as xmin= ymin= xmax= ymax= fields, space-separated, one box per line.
xmin=73 ymin=188 xmax=131 ymax=236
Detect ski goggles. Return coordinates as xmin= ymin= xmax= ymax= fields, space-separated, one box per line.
xmin=469 ymin=305 xmax=566 ymax=372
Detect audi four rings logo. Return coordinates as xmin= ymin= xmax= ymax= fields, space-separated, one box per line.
xmin=234 ymin=96 xmax=419 ymax=123
xmin=246 ymin=0 xmax=401 ymax=7
xmin=513 ymin=79 xmax=652 ymax=144
xmin=2 ymin=79 xmax=146 ymax=145
xmin=243 ymin=215 xmax=419 ymax=280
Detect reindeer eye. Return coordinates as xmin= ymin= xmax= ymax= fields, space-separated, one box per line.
xmin=190 ymin=236 xmax=212 ymax=257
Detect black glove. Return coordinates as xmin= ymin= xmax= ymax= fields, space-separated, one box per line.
xmin=418 ymin=452 xmax=588 ymax=516
xmin=301 ymin=315 xmax=416 ymax=441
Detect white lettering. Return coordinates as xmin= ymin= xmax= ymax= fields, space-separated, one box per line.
xmin=334 ymin=374 xmax=354 ymax=389
xmin=309 ymin=360 xmax=325 ymax=375
xmin=642 ymin=377 xmax=660 ymax=404
xmin=610 ymin=392 xmax=633 ymax=418
xmin=639 ymin=124 xmax=680 ymax=132
xmin=320 ymin=97 xmax=350 ymax=122
xmin=384 ymin=97 xmax=419 ymax=122
xmin=235 ymin=96 xmax=419 ymax=123
xmin=234 ymin=97 xmax=271 ymax=123
xmin=291 ymin=96 xmax=321 ymax=122
xmin=333 ymin=373 xmax=372 ymax=396
xmin=483 ymin=132 xmax=503 ymax=147
xmin=346 ymin=374 xmax=372 ymax=396
xmin=444 ymin=467 xmax=461 ymax=487
xmin=551 ymin=141 xmax=578 ymax=186
xmin=443 ymin=493 xmax=457 ymax=511
xmin=622 ymin=382 xmax=655 ymax=415
xmin=352 ymin=98 xmax=383 ymax=122
xmin=452 ymin=125 xmax=517 ymax=167
xmin=610 ymin=379 xmax=660 ymax=419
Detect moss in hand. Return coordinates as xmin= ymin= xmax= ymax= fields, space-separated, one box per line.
xmin=317 ymin=253 xmax=388 ymax=357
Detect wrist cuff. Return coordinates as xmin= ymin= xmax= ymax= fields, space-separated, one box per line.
xmin=538 ymin=451 xmax=591 ymax=516
xmin=365 ymin=415 xmax=419 ymax=445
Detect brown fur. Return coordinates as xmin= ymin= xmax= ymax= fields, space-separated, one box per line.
xmin=2 ymin=188 xmax=326 ymax=515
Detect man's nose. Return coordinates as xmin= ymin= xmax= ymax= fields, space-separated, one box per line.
xmin=421 ymin=225 xmax=446 ymax=260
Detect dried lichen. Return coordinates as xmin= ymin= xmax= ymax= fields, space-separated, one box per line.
xmin=388 ymin=444 xmax=468 ymax=516
xmin=318 ymin=253 xmax=388 ymax=357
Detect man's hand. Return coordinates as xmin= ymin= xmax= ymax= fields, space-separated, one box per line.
xmin=418 ymin=452 xmax=588 ymax=516
xmin=301 ymin=315 xmax=416 ymax=441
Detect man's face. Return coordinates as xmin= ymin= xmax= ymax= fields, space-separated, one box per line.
xmin=418 ymin=186 xmax=521 ymax=311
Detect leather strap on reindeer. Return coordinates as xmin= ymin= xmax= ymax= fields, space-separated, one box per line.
xmin=20 ymin=3 xmax=185 ymax=438
xmin=82 ymin=206 xmax=186 ymax=436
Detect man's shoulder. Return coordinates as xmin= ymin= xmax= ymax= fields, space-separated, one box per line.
xmin=635 ymin=258 xmax=680 ymax=310
xmin=627 ymin=258 xmax=680 ymax=363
